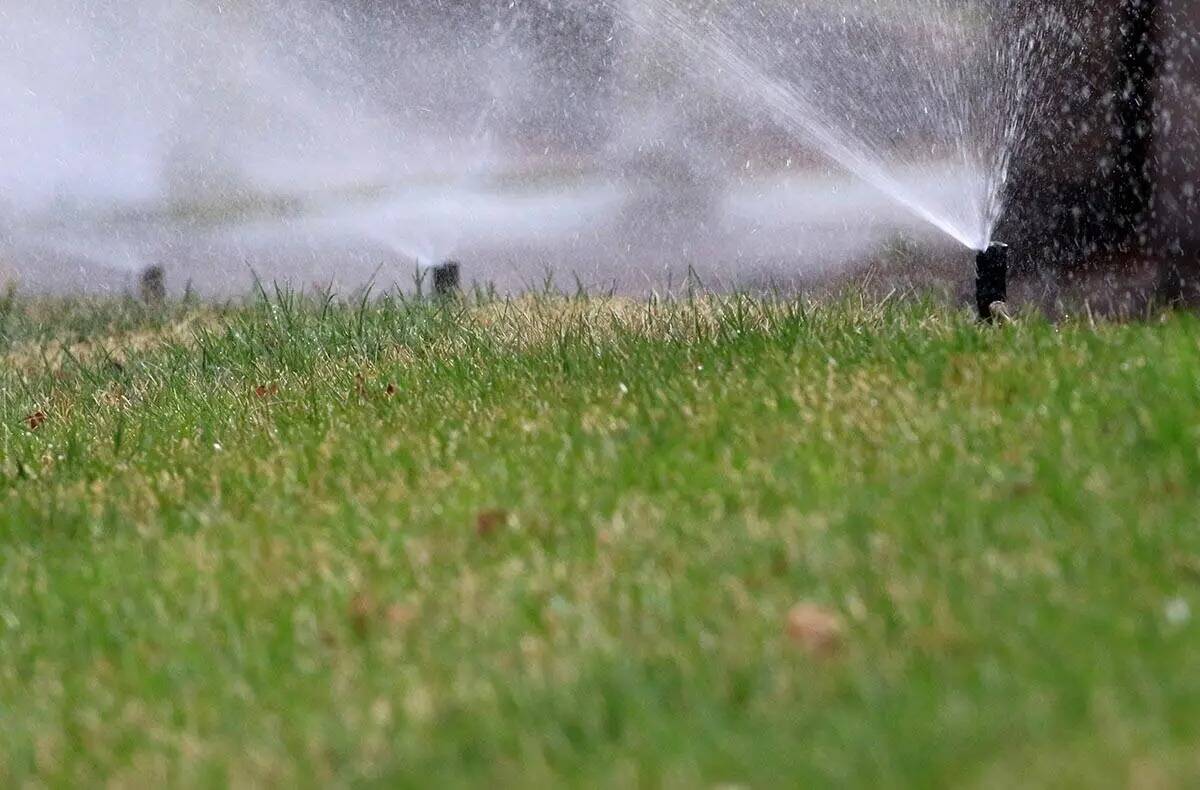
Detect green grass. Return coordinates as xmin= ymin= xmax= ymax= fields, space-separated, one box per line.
xmin=2 ymin=291 xmax=1200 ymax=787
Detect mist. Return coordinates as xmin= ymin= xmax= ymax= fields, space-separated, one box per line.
xmin=0 ymin=0 xmax=997 ymax=297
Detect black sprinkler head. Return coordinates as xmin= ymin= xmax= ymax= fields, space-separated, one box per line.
xmin=431 ymin=260 xmax=461 ymax=297
xmin=140 ymin=265 xmax=166 ymax=305
xmin=975 ymin=243 xmax=1009 ymax=322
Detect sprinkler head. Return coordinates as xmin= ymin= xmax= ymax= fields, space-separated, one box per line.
xmin=139 ymin=265 xmax=166 ymax=305
xmin=975 ymin=243 xmax=1009 ymax=323
xmin=430 ymin=260 xmax=461 ymax=298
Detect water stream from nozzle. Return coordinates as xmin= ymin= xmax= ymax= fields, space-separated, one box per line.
xmin=615 ymin=0 xmax=1069 ymax=252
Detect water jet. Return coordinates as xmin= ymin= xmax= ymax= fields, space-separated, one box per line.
xmin=975 ymin=243 xmax=1009 ymax=322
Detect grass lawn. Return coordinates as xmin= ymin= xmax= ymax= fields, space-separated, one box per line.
xmin=2 ymin=290 xmax=1199 ymax=787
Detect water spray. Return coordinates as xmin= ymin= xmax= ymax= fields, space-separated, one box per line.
xmin=430 ymin=260 xmax=461 ymax=298
xmin=975 ymin=243 xmax=1009 ymax=322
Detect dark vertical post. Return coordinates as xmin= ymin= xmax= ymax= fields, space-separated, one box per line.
xmin=431 ymin=260 xmax=461 ymax=298
xmin=1112 ymin=0 xmax=1159 ymax=247
xmin=976 ymin=243 xmax=1009 ymax=322
xmin=1154 ymin=0 xmax=1199 ymax=305
xmin=140 ymin=265 xmax=166 ymax=305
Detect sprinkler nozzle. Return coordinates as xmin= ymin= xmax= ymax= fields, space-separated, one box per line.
xmin=975 ymin=243 xmax=1009 ymax=322
xmin=431 ymin=260 xmax=461 ymax=297
xmin=140 ymin=265 xmax=166 ymax=305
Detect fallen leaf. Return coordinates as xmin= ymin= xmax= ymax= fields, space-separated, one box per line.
xmin=786 ymin=602 xmax=845 ymax=658
xmin=385 ymin=383 xmax=397 ymax=397
xmin=384 ymin=603 xmax=417 ymax=630
xmin=476 ymin=509 xmax=509 ymax=538
xmin=25 ymin=411 xmax=46 ymax=431
xmin=253 ymin=384 xmax=279 ymax=399
xmin=349 ymin=593 xmax=375 ymax=638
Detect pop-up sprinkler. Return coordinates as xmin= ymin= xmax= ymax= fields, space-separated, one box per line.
xmin=430 ymin=260 xmax=461 ymax=297
xmin=140 ymin=265 xmax=166 ymax=305
xmin=975 ymin=243 xmax=1009 ymax=322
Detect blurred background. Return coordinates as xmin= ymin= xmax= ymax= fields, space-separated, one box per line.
xmin=0 ymin=0 xmax=1194 ymax=307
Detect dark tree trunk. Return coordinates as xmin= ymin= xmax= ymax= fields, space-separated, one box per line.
xmin=1112 ymin=0 xmax=1160 ymax=248
xmin=997 ymin=0 xmax=1161 ymax=273
xmin=1154 ymin=0 xmax=1200 ymax=305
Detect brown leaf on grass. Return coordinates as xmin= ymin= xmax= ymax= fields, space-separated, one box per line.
xmin=253 ymin=384 xmax=279 ymax=399
xmin=25 ymin=411 xmax=46 ymax=431
xmin=475 ymin=509 xmax=509 ymax=538
xmin=350 ymin=594 xmax=415 ymax=639
xmin=384 ymin=603 xmax=417 ymax=630
xmin=786 ymin=603 xmax=845 ymax=658
xmin=349 ymin=593 xmax=375 ymax=639
xmin=385 ymin=383 xmax=397 ymax=397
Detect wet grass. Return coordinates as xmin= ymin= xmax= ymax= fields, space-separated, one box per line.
xmin=2 ymin=291 xmax=1200 ymax=787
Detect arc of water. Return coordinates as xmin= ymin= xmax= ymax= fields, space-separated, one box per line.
xmin=619 ymin=0 xmax=1042 ymax=251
